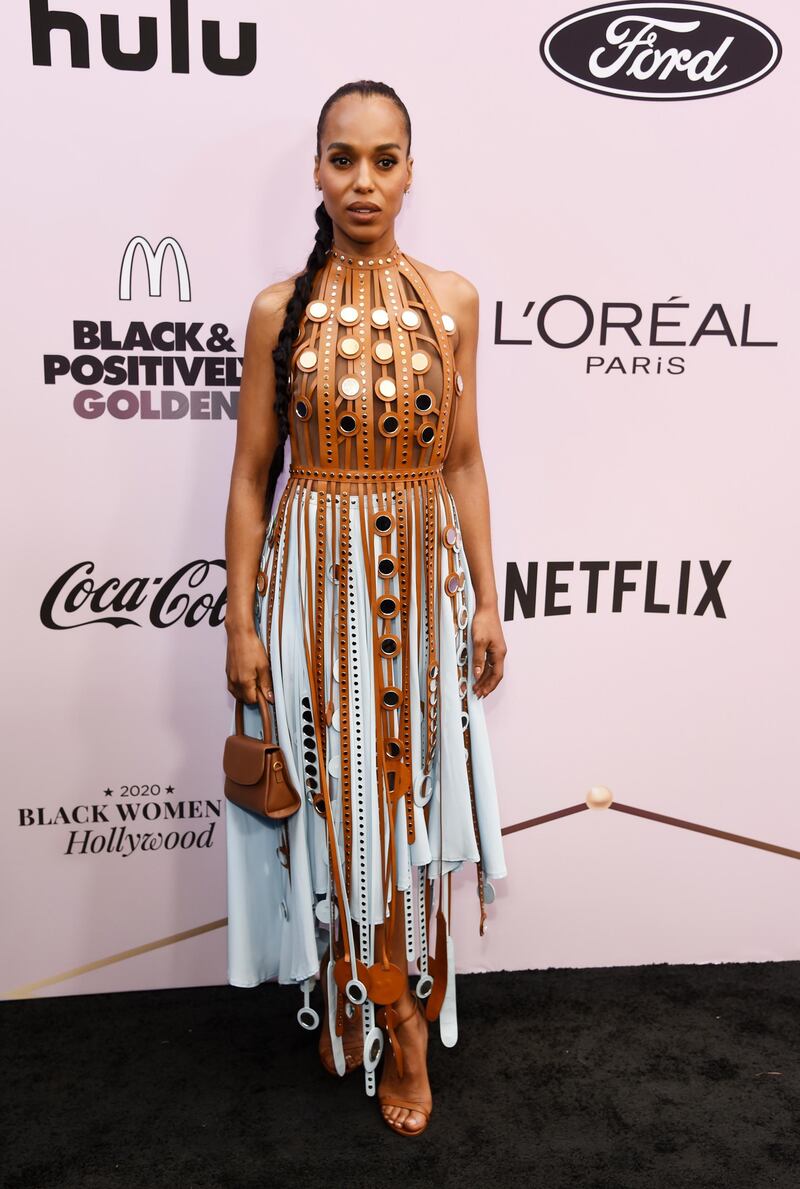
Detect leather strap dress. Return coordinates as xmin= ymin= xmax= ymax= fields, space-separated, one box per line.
xmin=225 ymin=238 xmax=507 ymax=1097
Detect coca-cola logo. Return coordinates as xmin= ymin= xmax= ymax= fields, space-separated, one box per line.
xmin=40 ymin=560 xmax=228 ymax=629
xmin=540 ymin=3 xmax=781 ymax=100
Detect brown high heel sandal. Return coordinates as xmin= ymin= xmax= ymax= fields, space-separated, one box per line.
xmin=377 ymin=994 xmax=432 ymax=1136
xmin=318 ymin=953 xmax=364 ymax=1075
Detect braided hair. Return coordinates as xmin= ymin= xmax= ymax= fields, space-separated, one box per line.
xmin=266 ymin=80 xmax=412 ymax=511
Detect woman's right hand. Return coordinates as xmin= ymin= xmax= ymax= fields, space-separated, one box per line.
xmin=225 ymin=625 xmax=274 ymax=705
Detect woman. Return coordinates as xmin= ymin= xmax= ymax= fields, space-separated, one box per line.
xmin=224 ymin=79 xmax=507 ymax=1137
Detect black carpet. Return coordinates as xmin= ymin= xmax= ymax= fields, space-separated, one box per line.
xmin=3 ymin=961 xmax=799 ymax=1189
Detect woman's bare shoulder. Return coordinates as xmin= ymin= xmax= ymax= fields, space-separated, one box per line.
xmin=404 ymin=252 xmax=478 ymax=347
xmin=249 ymin=271 xmax=303 ymax=322
xmin=242 ymin=273 xmax=305 ymax=354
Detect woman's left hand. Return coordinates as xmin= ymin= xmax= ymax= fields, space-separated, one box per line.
xmin=471 ymin=605 xmax=507 ymax=698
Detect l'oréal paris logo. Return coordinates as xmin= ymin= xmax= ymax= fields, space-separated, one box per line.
xmin=540 ymin=3 xmax=781 ymax=100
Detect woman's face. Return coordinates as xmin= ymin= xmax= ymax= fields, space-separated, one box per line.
xmin=314 ymin=93 xmax=412 ymax=253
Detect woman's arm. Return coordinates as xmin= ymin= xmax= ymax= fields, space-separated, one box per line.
xmin=223 ymin=284 xmax=287 ymax=702
xmin=442 ymin=276 xmax=507 ymax=699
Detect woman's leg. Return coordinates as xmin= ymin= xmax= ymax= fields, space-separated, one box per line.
xmin=376 ymin=887 xmax=432 ymax=1133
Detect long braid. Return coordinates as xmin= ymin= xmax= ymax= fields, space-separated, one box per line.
xmin=267 ymin=203 xmax=332 ymax=510
xmin=266 ymin=79 xmax=412 ymax=512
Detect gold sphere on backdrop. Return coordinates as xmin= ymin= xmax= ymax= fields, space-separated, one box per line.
xmin=586 ymin=786 xmax=614 ymax=809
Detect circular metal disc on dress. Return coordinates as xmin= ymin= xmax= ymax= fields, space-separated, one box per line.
xmin=416 ymin=423 xmax=436 ymax=447
xmin=344 ymin=976 xmax=368 ymax=1005
xmin=297 ymin=348 xmax=317 ymax=372
xmin=483 ymin=880 xmax=496 ymax=904
xmin=295 ymin=397 xmax=311 ymax=420
xmin=297 ymin=1004 xmax=320 ymax=1030
xmin=371 ymin=307 xmax=390 ymax=328
xmin=338 ymin=336 xmax=360 ymax=358
xmin=305 ymin=299 xmax=329 ymax=321
xmin=379 ymin=633 xmax=400 ymax=657
xmin=372 ymin=511 xmax=395 ymax=535
xmin=442 ymin=524 xmax=457 ymax=548
xmin=373 ymin=339 xmax=393 ymax=363
xmin=377 ymin=553 xmax=398 ymax=578
xmin=379 ymin=411 xmax=400 ymax=437
xmin=414 ymin=389 xmax=434 ymax=414
xmin=364 ymin=1027 xmax=384 ymax=1071
xmin=376 ymin=376 xmax=396 ymax=401
xmin=338 ymin=412 xmax=358 ymax=436
xmin=414 ymin=770 xmax=433 ymax=806
xmin=455 ymin=370 xmax=464 ymax=393
xmin=384 ymin=737 xmax=402 ymax=758
xmin=338 ymin=375 xmax=361 ymax=399
xmin=377 ymin=594 xmax=399 ymax=618
xmin=327 ymin=752 xmax=341 ymax=779
xmin=458 ymin=605 xmax=469 ymax=629
xmin=399 ymin=307 xmax=422 ymax=329
xmin=314 ymin=897 xmax=332 ymax=924
xmin=334 ymin=956 xmax=370 ymax=999
xmin=442 ymin=312 xmax=456 ymax=334
xmin=445 ymin=573 xmax=460 ymax=596
xmin=337 ymin=305 xmax=359 ymax=325
xmin=416 ymin=972 xmax=434 ymax=999
xmin=429 ymin=662 xmax=439 ymax=679
xmin=411 ymin=350 xmax=430 ymax=373
xmin=382 ymin=686 xmax=402 ymax=709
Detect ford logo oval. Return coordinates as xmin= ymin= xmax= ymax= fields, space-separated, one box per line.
xmin=540 ymin=2 xmax=781 ymax=100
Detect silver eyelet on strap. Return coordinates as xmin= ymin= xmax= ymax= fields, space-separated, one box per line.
xmin=364 ymin=1026 xmax=384 ymax=1071
xmin=297 ymin=1005 xmax=320 ymax=1031
xmin=315 ymin=897 xmax=332 ymax=924
xmin=345 ymin=978 xmax=368 ymax=1005
xmin=414 ymin=770 xmax=433 ymax=807
xmin=416 ymin=973 xmax=433 ymax=999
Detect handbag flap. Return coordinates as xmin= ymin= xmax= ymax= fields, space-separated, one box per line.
xmin=223 ymin=734 xmax=274 ymax=785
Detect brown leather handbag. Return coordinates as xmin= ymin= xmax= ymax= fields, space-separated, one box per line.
xmin=223 ymin=687 xmax=301 ymax=819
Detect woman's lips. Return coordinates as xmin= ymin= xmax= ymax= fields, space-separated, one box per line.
xmin=347 ymin=207 xmax=379 ymax=220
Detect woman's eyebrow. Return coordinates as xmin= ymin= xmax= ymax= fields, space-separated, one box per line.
xmin=325 ymin=141 xmax=402 ymax=153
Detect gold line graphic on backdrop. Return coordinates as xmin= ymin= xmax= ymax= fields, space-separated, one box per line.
xmin=5 ymin=918 xmax=228 ymax=1000
xmin=502 ymin=788 xmax=800 ymax=860
xmin=7 ymin=790 xmax=798 ymax=999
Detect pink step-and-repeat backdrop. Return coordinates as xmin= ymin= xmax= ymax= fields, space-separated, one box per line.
xmin=2 ymin=1 xmax=796 ymax=1000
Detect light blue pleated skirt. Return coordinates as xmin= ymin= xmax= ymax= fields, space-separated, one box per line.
xmin=225 ymin=479 xmax=506 ymax=998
